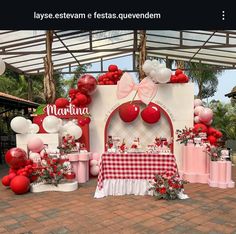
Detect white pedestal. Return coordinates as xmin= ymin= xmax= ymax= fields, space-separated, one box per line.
xmin=30 ymin=181 xmax=78 ymax=193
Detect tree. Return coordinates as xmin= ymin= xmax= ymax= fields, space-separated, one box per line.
xmin=186 ymin=63 xmax=222 ymax=99
xmin=209 ymin=101 xmax=236 ymax=141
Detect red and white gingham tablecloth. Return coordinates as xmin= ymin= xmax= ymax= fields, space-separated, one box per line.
xmin=97 ymin=153 xmax=179 ymax=190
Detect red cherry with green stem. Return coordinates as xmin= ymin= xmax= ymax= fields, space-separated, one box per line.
xmin=141 ymin=104 xmax=161 ymax=124
xmin=119 ymin=103 xmax=140 ymax=122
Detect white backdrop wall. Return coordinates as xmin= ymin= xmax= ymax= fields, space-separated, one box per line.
xmin=89 ymin=83 xmax=194 ymax=168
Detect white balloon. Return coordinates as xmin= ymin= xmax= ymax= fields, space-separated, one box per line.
xmin=0 ymin=58 xmax=6 ymax=76
xmin=26 ymin=119 xmax=32 ymax=125
xmin=157 ymin=63 xmax=166 ymax=69
xmin=142 ymin=62 xmax=153 ymax=74
xmin=194 ymin=99 xmax=203 ymax=107
xmin=149 ymin=69 xmax=158 ymax=80
xmin=65 ymin=125 xmax=82 ymax=139
xmin=42 ymin=115 xmax=61 ymax=133
xmin=194 ymin=106 xmax=204 ymax=116
xmin=29 ymin=123 xmax=39 ymax=134
xmin=90 ymin=159 xmax=98 ymax=166
xmin=194 ymin=116 xmax=200 ymax=123
xmin=10 ymin=116 xmax=29 ymax=134
xmin=151 ymin=60 xmax=160 ymax=66
xmin=156 ymin=68 xmax=172 ymax=83
xmin=90 ymin=165 xmax=99 ymax=176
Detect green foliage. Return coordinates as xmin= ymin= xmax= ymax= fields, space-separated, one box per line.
xmin=0 ymin=68 xmax=66 ymax=104
xmin=209 ymin=100 xmax=236 ymax=140
xmin=186 ymin=63 xmax=222 ymax=99
xmin=63 ymin=64 xmax=91 ymax=92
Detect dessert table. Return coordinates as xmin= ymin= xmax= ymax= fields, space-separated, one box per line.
xmin=94 ymin=152 xmax=179 ymax=198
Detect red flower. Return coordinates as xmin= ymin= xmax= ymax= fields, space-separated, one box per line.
xmin=57 ymin=171 xmax=62 ymax=176
xmin=159 ymin=187 xmax=167 ymax=194
xmin=155 ymin=187 xmax=159 ymax=192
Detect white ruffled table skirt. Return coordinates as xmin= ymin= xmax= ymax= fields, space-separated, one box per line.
xmin=94 ymin=179 xmax=189 ymax=199
xmin=94 ymin=179 xmax=152 ymax=198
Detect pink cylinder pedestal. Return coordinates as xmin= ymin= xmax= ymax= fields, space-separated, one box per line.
xmin=208 ymin=161 xmax=235 ymax=188
xmin=67 ymin=152 xmax=91 ymax=183
xmin=179 ymin=145 xmax=209 ymax=183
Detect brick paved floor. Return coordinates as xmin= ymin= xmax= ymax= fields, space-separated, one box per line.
xmin=1 ymin=164 xmax=236 ymax=234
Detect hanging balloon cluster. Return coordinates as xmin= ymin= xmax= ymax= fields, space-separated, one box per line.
xmin=142 ymin=60 xmax=189 ymax=84
xmin=97 ymin=65 xmax=123 ymax=85
xmin=193 ymin=99 xmax=222 ymax=145
xmin=117 ymin=72 xmax=161 ymax=124
xmin=0 ymin=57 xmax=6 ymax=76
xmin=31 ymin=74 xmax=97 ymax=134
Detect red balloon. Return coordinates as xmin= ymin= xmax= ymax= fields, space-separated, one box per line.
xmin=75 ymin=93 xmax=88 ymax=105
xmin=10 ymin=176 xmax=30 ymax=195
xmin=5 ymin=148 xmax=27 ymax=169
xmin=193 ymin=123 xmax=208 ymax=133
xmin=77 ymin=74 xmax=97 ymax=95
xmin=71 ymin=98 xmax=80 ymax=107
xmin=207 ymin=135 xmax=217 ymax=145
xmin=55 ymin=98 xmax=69 ymax=108
xmin=208 ymin=127 xmax=217 ymax=135
xmin=69 ymin=88 xmax=79 ymax=100
xmin=215 ymin=130 xmax=223 ymax=138
xmin=119 ymin=103 xmax=140 ymax=122
xmin=2 ymin=175 xmax=10 ymax=186
xmin=141 ymin=104 xmax=161 ymax=124
xmin=8 ymin=173 xmax=16 ymax=181
xmin=33 ymin=114 xmax=46 ymax=126
xmin=33 ymin=114 xmax=47 ymax=133
xmin=108 ymin=64 xmax=118 ymax=72
xmin=86 ymin=95 xmax=92 ymax=105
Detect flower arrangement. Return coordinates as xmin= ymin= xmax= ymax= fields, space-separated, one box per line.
xmin=33 ymin=153 xmax=72 ymax=186
xmin=149 ymin=173 xmax=188 ymax=200
xmin=176 ymin=127 xmax=200 ymax=145
xmin=58 ymin=134 xmax=78 ymax=154
xmin=205 ymin=145 xmax=222 ymax=161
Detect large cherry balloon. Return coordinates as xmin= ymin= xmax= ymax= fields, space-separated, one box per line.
xmin=141 ymin=104 xmax=161 ymax=124
xmin=5 ymin=148 xmax=27 ymax=169
xmin=119 ymin=103 xmax=140 ymax=122
xmin=77 ymin=75 xmax=97 ymax=95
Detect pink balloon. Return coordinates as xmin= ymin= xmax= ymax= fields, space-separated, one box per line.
xmin=27 ymin=137 xmax=44 ymax=153
xmin=199 ymin=108 xmax=213 ymax=123
xmin=90 ymin=159 xmax=98 ymax=166
xmin=90 ymin=165 xmax=99 ymax=176
xmin=194 ymin=99 xmax=203 ymax=107
xmin=205 ymin=119 xmax=213 ymax=126
xmin=194 ymin=106 xmax=204 ymax=116
xmin=92 ymin=153 xmax=101 ymax=161
xmin=194 ymin=116 xmax=200 ymax=123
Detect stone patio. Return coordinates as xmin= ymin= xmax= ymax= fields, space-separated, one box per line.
xmin=0 ymin=165 xmax=236 ymax=234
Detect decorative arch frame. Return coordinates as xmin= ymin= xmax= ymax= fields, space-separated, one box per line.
xmin=104 ymin=100 xmax=174 ymax=152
